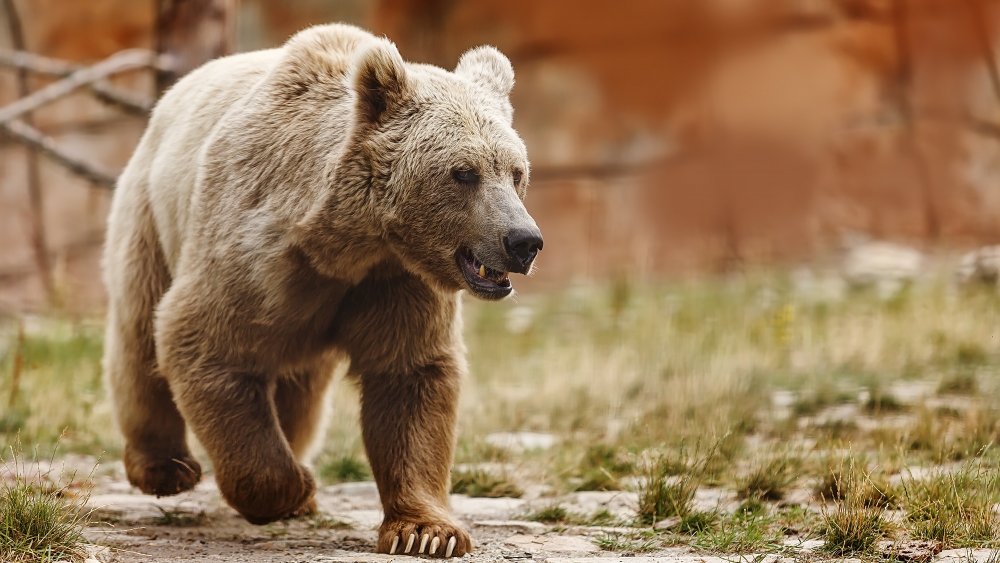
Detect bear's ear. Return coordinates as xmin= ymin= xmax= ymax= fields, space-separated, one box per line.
xmin=456 ymin=46 xmax=514 ymax=99
xmin=351 ymin=39 xmax=410 ymax=125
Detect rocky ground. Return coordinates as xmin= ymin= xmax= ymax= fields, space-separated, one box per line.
xmin=22 ymin=455 xmax=984 ymax=563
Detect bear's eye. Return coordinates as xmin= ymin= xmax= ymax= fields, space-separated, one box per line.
xmin=512 ymin=169 xmax=523 ymax=186
xmin=452 ymin=168 xmax=480 ymax=185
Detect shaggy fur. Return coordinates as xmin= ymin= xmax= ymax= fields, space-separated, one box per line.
xmin=102 ymin=23 xmax=540 ymax=558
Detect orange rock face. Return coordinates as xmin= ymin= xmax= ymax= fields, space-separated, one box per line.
xmin=2 ymin=0 xmax=1000 ymax=310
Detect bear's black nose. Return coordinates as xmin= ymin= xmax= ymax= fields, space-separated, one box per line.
xmin=503 ymin=227 xmax=543 ymax=272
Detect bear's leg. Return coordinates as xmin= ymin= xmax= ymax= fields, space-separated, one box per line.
xmin=359 ymin=357 xmax=472 ymax=558
xmin=104 ymin=199 xmax=201 ymax=497
xmin=274 ymin=361 xmax=336 ymax=461
xmin=166 ymin=368 xmax=316 ymax=524
xmin=272 ymin=362 xmax=337 ymax=517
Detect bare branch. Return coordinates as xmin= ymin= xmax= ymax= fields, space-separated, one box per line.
xmin=2 ymin=0 xmax=55 ymax=301
xmin=0 ymin=48 xmax=77 ymax=75
xmin=0 ymin=49 xmax=171 ymax=124
xmin=1 ymin=119 xmax=118 ymax=188
xmin=0 ymin=48 xmax=155 ymax=115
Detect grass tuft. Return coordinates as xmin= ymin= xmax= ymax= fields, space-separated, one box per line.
xmin=318 ymin=454 xmax=370 ymax=483
xmin=737 ymin=452 xmax=799 ymax=501
xmin=0 ymin=447 xmax=94 ymax=563
xmin=525 ymin=504 xmax=570 ymax=523
xmin=819 ymin=459 xmax=893 ymax=555
xmin=593 ymin=530 xmax=660 ymax=554
xmin=450 ymin=469 xmax=523 ymax=498
xmin=899 ymin=462 xmax=1000 ymax=548
xmin=636 ymin=455 xmax=698 ymax=524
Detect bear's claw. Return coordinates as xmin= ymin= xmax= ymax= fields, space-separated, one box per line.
xmin=380 ymin=520 xmax=470 ymax=558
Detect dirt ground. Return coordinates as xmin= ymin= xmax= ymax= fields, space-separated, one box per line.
xmin=80 ymin=458 xmax=634 ymax=563
xmin=13 ymin=454 xmax=979 ymax=563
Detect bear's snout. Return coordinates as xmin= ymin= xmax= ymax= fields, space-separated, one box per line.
xmin=502 ymin=227 xmax=543 ymax=274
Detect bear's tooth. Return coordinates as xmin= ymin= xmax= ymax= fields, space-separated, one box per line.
xmin=479 ymin=264 xmax=486 ymax=277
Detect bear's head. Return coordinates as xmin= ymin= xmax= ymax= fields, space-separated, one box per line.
xmin=348 ymin=39 xmax=542 ymax=300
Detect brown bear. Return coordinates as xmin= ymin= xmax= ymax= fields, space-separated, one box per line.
xmin=101 ymin=23 xmax=541 ymax=558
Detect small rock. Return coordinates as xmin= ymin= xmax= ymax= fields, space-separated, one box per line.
xmin=451 ymin=495 xmax=526 ymax=518
xmin=473 ymin=519 xmax=547 ymax=533
xmin=783 ymin=538 xmax=825 ymax=552
xmin=323 ymin=481 xmax=378 ymax=498
xmin=652 ymin=517 xmax=680 ymax=530
xmin=876 ymin=539 xmax=941 ymax=562
xmin=486 ymin=432 xmax=559 ymax=452
xmin=957 ymin=246 xmax=1000 ymax=287
xmin=505 ymin=533 xmax=599 ymax=553
xmin=937 ymin=549 xmax=1000 ymax=563
xmin=842 ymin=240 xmax=922 ymax=297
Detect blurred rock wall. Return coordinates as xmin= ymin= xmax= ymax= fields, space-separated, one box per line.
xmin=2 ymin=0 xmax=1000 ymax=311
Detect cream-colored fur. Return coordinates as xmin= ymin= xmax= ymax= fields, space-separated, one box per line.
xmin=102 ymin=23 xmax=540 ymax=558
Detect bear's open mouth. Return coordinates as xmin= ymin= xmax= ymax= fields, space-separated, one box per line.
xmin=455 ymin=247 xmax=512 ymax=299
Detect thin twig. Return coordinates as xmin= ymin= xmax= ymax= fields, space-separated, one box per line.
xmin=1 ymin=119 xmax=118 ymax=188
xmin=891 ymin=0 xmax=940 ymax=241
xmin=2 ymin=0 xmax=55 ymax=300
xmin=0 ymin=48 xmax=155 ymax=114
xmin=0 ymin=49 xmax=169 ymax=124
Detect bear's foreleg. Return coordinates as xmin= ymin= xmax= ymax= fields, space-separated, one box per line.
xmin=359 ymin=356 xmax=472 ymax=558
xmin=167 ymin=367 xmax=317 ymax=524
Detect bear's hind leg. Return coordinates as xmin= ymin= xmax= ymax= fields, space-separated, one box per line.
xmin=103 ymin=198 xmax=201 ymax=496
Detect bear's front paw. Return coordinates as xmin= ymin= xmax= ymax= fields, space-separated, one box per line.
xmin=124 ymin=448 xmax=202 ymax=497
xmin=219 ymin=461 xmax=316 ymax=525
xmin=378 ymin=519 xmax=472 ymax=558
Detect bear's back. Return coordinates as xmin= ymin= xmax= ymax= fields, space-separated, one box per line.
xmin=131 ymin=24 xmax=377 ymax=273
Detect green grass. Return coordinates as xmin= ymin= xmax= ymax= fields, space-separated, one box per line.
xmin=318 ymin=454 xmax=371 ymax=483
xmin=898 ymin=461 xmax=1000 ymax=547
xmin=737 ymin=452 xmax=800 ymax=501
xmin=693 ymin=510 xmax=783 ymax=553
xmin=636 ymin=455 xmax=698 ymax=524
xmin=450 ymin=469 xmax=523 ymax=498
xmin=4 ymin=272 xmax=1000 ymax=556
xmin=525 ymin=504 xmax=571 ymax=523
xmin=593 ymin=530 xmax=661 ymax=554
xmin=0 ymin=447 xmax=94 ymax=563
xmin=0 ymin=323 xmax=110 ymax=453
xmin=819 ymin=461 xmax=894 ymax=555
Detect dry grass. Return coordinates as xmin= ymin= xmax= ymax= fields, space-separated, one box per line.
xmin=818 ymin=460 xmax=894 ymax=555
xmin=0 ymin=445 xmax=94 ymax=563
xmin=898 ymin=461 xmax=1000 ymax=547
xmin=3 ymin=272 xmax=1000 ymax=555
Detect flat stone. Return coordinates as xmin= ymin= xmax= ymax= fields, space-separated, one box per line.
xmin=653 ymin=517 xmax=681 ymax=530
xmin=339 ymin=509 xmax=382 ymax=529
xmin=782 ymin=538 xmax=825 ymax=552
xmin=877 ymin=540 xmax=941 ymax=562
xmin=323 ymin=481 xmax=379 ymax=498
xmin=543 ymin=557 xmax=786 ymax=563
xmin=451 ymin=495 xmax=526 ymax=517
xmin=562 ymin=491 xmax=638 ymax=517
xmin=506 ymin=534 xmax=600 ymax=553
xmin=473 ymin=519 xmax=548 ymax=533
xmin=87 ymin=493 xmax=208 ymax=522
xmin=936 ymin=549 xmax=1000 ymax=563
